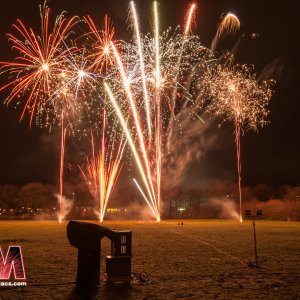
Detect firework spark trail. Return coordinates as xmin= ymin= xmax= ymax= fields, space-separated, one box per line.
xmin=110 ymin=42 xmax=159 ymax=217
xmin=153 ymin=1 xmax=161 ymax=90
xmin=234 ymin=113 xmax=242 ymax=222
xmin=200 ymin=59 xmax=273 ymax=222
xmin=168 ymin=3 xmax=197 ymax=149
xmin=170 ymin=3 xmax=196 ymax=109
xmin=210 ymin=13 xmax=240 ymax=53
xmin=133 ymin=178 xmax=157 ymax=217
xmin=59 ymin=113 xmax=67 ymax=223
xmin=79 ymin=111 xmax=125 ymax=222
xmin=170 ymin=3 xmax=196 ymax=112
xmin=130 ymin=1 xmax=152 ymax=139
xmin=84 ymin=15 xmax=115 ymax=73
xmin=104 ymin=83 xmax=159 ymax=218
xmin=0 ymin=4 xmax=79 ymax=125
xmin=105 ymin=2 xmax=203 ymax=220
xmin=47 ymin=47 xmax=102 ymax=111
xmin=153 ymin=0 xmax=162 ymax=221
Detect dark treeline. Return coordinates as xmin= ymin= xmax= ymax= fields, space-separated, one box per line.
xmin=162 ymin=182 xmax=300 ymax=220
xmin=0 ymin=181 xmax=299 ymax=220
xmin=0 ymin=182 xmax=93 ymax=220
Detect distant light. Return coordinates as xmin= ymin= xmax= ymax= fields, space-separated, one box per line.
xmin=107 ymin=208 xmax=121 ymax=214
xmin=178 ymin=207 xmax=186 ymax=211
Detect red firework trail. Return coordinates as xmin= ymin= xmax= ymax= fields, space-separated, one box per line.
xmin=59 ymin=113 xmax=66 ymax=223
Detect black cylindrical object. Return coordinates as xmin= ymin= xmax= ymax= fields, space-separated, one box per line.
xmin=67 ymin=221 xmax=102 ymax=287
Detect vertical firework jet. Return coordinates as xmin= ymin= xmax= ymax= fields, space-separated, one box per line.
xmin=79 ymin=112 xmax=125 ymax=223
xmin=104 ymin=2 xmax=164 ymax=221
xmin=104 ymin=83 xmax=159 ymax=218
xmin=109 ymin=41 xmax=158 ymax=218
xmin=130 ymin=1 xmax=152 ymax=139
xmin=105 ymin=2 xmax=200 ymax=221
xmin=168 ymin=3 xmax=197 ymax=149
xmin=170 ymin=3 xmax=196 ymax=116
xmin=200 ymin=59 xmax=273 ymax=222
xmin=153 ymin=1 xmax=162 ymax=220
xmin=59 ymin=113 xmax=67 ymax=223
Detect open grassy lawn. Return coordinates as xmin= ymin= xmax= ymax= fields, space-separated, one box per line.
xmin=0 ymin=220 xmax=299 ymax=299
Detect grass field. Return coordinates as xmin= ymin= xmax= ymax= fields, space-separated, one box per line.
xmin=0 ymin=220 xmax=299 ymax=299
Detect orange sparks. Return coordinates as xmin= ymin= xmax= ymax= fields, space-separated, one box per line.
xmin=0 ymin=4 xmax=79 ymax=125
xmin=84 ymin=15 xmax=115 ymax=73
xmin=79 ymin=112 xmax=125 ymax=222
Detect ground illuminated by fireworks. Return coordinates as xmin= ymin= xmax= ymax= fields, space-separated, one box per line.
xmin=0 ymin=220 xmax=300 ymax=299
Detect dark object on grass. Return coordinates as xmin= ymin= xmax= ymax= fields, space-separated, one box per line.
xmin=256 ymin=210 xmax=263 ymax=216
xmin=131 ymin=272 xmax=150 ymax=284
xmin=244 ymin=210 xmax=263 ymax=269
xmin=245 ymin=209 xmax=252 ymax=217
xmin=67 ymin=221 xmax=132 ymax=287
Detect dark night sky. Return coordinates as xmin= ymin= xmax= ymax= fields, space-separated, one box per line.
xmin=0 ymin=0 xmax=299 ymax=187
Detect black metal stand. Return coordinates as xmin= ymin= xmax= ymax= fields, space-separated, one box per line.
xmin=252 ymin=217 xmax=258 ymax=269
xmin=245 ymin=209 xmax=262 ymax=269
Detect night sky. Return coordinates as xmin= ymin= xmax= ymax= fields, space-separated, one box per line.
xmin=0 ymin=0 xmax=299 ymax=187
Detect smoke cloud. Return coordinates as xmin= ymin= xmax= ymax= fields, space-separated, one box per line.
xmin=163 ymin=110 xmax=217 ymax=190
xmin=55 ymin=194 xmax=73 ymax=221
xmin=209 ymin=197 xmax=239 ymax=220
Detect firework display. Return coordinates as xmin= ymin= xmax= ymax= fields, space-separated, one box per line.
xmin=0 ymin=4 xmax=79 ymax=126
xmin=78 ymin=113 xmax=125 ymax=223
xmin=0 ymin=1 xmax=274 ymax=222
xmin=199 ymin=59 xmax=274 ymax=221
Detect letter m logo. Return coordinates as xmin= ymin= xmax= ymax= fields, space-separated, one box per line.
xmin=0 ymin=246 xmax=26 ymax=280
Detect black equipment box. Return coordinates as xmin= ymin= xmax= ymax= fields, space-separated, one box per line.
xmin=106 ymin=256 xmax=131 ymax=282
